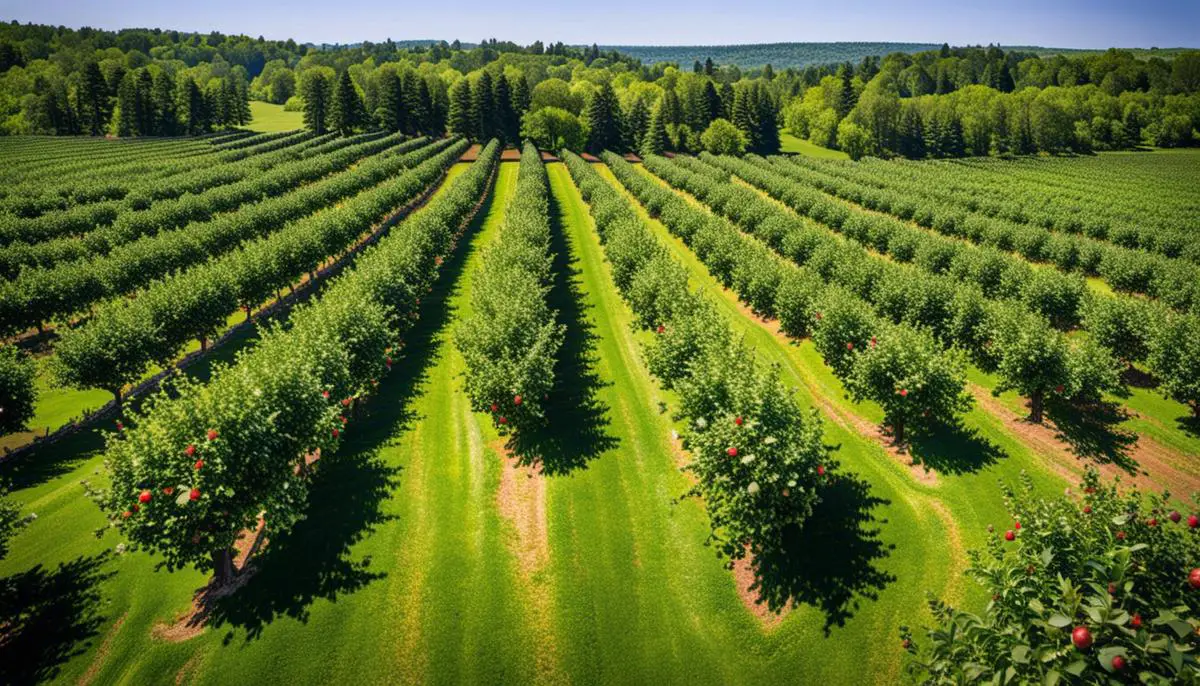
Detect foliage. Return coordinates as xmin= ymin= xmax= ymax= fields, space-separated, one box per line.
xmin=456 ymin=141 xmax=564 ymax=433
xmin=0 ymin=344 xmax=36 ymax=435
xmin=1147 ymin=314 xmax=1200 ymax=418
xmin=699 ymin=118 xmax=747 ymax=155
xmin=521 ymin=107 xmax=587 ymax=151
xmin=904 ymin=470 xmax=1200 ymax=684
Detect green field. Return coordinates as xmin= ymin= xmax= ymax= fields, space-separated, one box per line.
xmin=247 ymin=101 xmax=304 ymax=132
xmin=778 ymin=131 xmax=850 ymax=159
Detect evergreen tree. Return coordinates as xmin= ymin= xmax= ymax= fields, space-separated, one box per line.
xmin=704 ymin=57 xmax=714 ymax=76
xmin=763 ymin=64 xmax=775 ymax=81
xmin=447 ymin=77 xmax=474 ymax=139
xmin=997 ymin=61 xmax=1015 ymax=92
xmin=584 ymin=80 xmax=623 ymax=153
xmin=511 ymin=75 xmax=531 ymax=121
xmin=329 ymin=69 xmax=365 ymax=135
xmin=300 ymin=70 xmax=332 ymax=135
xmin=732 ymin=85 xmax=757 ymax=150
xmin=116 ymin=72 xmax=139 ymax=137
xmin=897 ymin=104 xmax=926 ymax=158
xmin=235 ymin=79 xmax=251 ymax=125
xmin=494 ymin=73 xmax=519 ymax=144
xmin=81 ymin=62 xmax=109 ymax=135
xmin=719 ymin=82 xmax=734 ymax=119
xmin=135 ymin=69 xmax=154 ymax=135
xmin=754 ymin=83 xmax=780 ymax=153
xmin=693 ymin=60 xmax=703 ymax=74
xmin=377 ymin=71 xmax=406 ymax=132
xmin=414 ymin=75 xmax=437 ymax=134
xmin=624 ymin=97 xmax=650 ymax=151
xmin=401 ymin=71 xmax=428 ymax=135
xmin=473 ymin=70 xmax=495 ymax=141
xmin=703 ymin=80 xmax=722 ymax=124
xmin=152 ymin=69 xmax=177 ymax=136
xmin=939 ymin=42 xmax=951 ymax=58
xmin=836 ymin=64 xmax=857 ymax=119
xmin=660 ymin=88 xmax=682 ymax=126
xmin=641 ymin=101 xmax=669 ymax=156
xmin=178 ymin=78 xmax=209 ymax=135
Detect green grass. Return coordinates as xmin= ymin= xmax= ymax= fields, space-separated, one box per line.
xmin=779 ymin=131 xmax=849 ymax=160
xmin=247 ymin=101 xmax=304 ymax=133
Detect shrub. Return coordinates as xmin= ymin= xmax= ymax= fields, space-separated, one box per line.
xmin=0 ymin=345 xmax=36 ymax=435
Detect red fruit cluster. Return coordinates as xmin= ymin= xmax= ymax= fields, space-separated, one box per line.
xmin=726 ymin=446 xmax=738 ymax=457
xmin=735 ymin=416 xmax=744 ymax=426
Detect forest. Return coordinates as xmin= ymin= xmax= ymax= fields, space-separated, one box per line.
xmin=1 ymin=22 xmax=1198 ymax=158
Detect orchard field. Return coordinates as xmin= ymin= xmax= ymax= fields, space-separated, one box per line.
xmin=1 ymin=120 xmax=1200 ymax=684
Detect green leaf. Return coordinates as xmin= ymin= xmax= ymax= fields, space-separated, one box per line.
xmin=1064 ymin=660 xmax=1087 ymax=677
xmin=1042 ymin=670 xmax=1061 ymax=686
xmin=1028 ymin=599 xmax=1045 ymax=614
xmin=1047 ymin=613 xmax=1072 ymax=628
xmin=1011 ymin=645 xmax=1031 ymax=664
xmin=1166 ymin=619 xmax=1192 ymax=639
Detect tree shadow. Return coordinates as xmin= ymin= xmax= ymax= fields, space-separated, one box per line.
xmin=202 ymin=192 xmax=487 ymax=642
xmin=1047 ymin=398 xmax=1139 ymax=473
xmin=1119 ymin=365 xmax=1157 ymax=391
xmin=0 ymin=552 xmax=113 ymax=685
xmin=506 ymin=180 xmax=617 ymax=475
xmin=748 ymin=471 xmax=895 ymax=633
xmin=907 ymin=419 xmax=1006 ymax=475
xmin=1177 ymin=414 xmax=1200 ymax=440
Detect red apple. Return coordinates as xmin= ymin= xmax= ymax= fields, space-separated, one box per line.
xmin=138 ymin=490 xmax=152 ymax=504
xmin=846 ymin=342 xmax=854 ymax=350
xmin=322 ymin=390 xmax=330 ymax=399
xmin=340 ymin=416 xmax=348 ymax=424
xmin=814 ymin=312 xmax=822 ymax=320
xmin=656 ymin=325 xmax=665 ymax=334
xmin=726 ymin=447 xmax=738 ymax=457
xmin=1055 ymin=384 xmax=1064 ymax=394
xmin=898 ymin=388 xmax=908 ymax=397
xmin=817 ymin=465 xmax=826 ymax=476
xmin=1014 ymin=521 xmax=1021 ymax=530
xmin=342 ymin=398 xmax=352 ymax=407
xmin=122 ymin=510 xmax=132 ymax=519
xmin=1147 ymin=518 xmax=1158 ymax=527
xmin=1004 ymin=530 xmax=1015 ymax=541
xmin=1108 ymin=582 xmax=1117 ymax=595
xmin=1189 ymin=568 xmax=1200 ymax=589
xmin=206 ymin=429 xmax=219 ymax=441
xmin=735 ymin=416 xmax=744 ymax=426
xmin=194 ymin=459 xmax=204 ymax=470
xmin=1071 ymin=626 xmax=1092 ymax=650
xmin=514 ymin=395 xmax=523 ymax=406
xmin=1116 ymin=531 xmax=1126 ymax=541
xmin=1170 ymin=511 xmax=1182 ymax=523
xmin=332 ymin=428 xmax=340 ymax=438
xmin=1083 ymin=505 xmax=1092 ymax=514
xmin=185 ymin=443 xmax=196 ymax=457
xmin=163 ymin=487 xmax=174 ymax=496
xmin=116 ymin=421 xmax=124 ymax=431
xmin=1131 ymin=613 xmax=1142 ymax=629
xmin=498 ymin=416 xmax=508 ymax=425
xmin=869 ymin=337 xmax=877 ymax=347
xmin=1112 ymin=655 xmax=1126 ymax=671
xmin=489 ymin=403 xmax=499 ymax=413
xmin=189 ymin=488 xmax=201 ymax=501
xmin=781 ymin=488 xmax=790 ymax=497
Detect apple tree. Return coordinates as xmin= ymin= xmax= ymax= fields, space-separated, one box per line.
xmin=0 ymin=344 xmax=36 ymax=436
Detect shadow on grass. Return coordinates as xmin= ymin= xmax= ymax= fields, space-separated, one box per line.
xmin=205 ymin=173 xmax=491 ymax=642
xmin=1047 ymin=398 xmax=1139 ymax=473
xmin=907 ymin=419 xmax=1006 ymax=475
xmin=506 ymin=176 xmax=616 ymax=475
xmin=749 ymin=471 xmax=894 ymax=633
xmin=1178 ymin=414 xmax=1200 ymax=440
xmin=0 ymin=552 xmax=113 ymax=685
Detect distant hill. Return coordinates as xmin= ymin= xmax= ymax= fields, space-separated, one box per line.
xmin=595 ymin=42 xmax=1197 ymax=69
xmin=598 ymin=42 xmax=941 ymax=69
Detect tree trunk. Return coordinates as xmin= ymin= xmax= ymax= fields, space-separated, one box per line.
xmin=1029 ymin=389 xmax=1045 ymax=424
xmin=211 ymin=547 xmax=235 ymax=586
xmin=893 ymin=417 xmax=905 ymax=446
xmin=288 ymin=283 xmax=295 ymax=296
xmin=199 ymin=336 xmax=207 ymax=352
xmin=244 ymin=305 xmax=252 ymax=321
xmin=111 ymin=388 xmax=122 ymax=410
xmin=36 ymin=321 xmax=45 ymax=336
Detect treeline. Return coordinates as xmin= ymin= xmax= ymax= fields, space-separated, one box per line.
xmin=785 ymin=46 xmax=1200 ymax=159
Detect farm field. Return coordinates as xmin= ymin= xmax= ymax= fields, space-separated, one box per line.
xmin=247 ymin=101 xmax=305 ymax=132
xmin=2 ymin=130 xmax=1198 ymax=684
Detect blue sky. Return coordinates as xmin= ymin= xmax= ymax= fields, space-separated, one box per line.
xmin=4 ymin=0 xmax=1197 ymax=48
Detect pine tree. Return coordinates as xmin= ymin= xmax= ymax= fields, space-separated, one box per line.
xmin=405 ymin=73 xmax=434 ymax=136
xmin=754 ymin=83 xmax=780 ymax=154
xmin=494 ymin=73 xmax=518 ymax=144
xmin=836 ymin=65 xmax=856 ymax=119
xmin=329 ymin=70 xmax=365 ymax=135
xmin=300 ymin=71 xmax=332 ymax=135
xmin=378 ymin=71 xmax=406 ymax=132
xmin=763 ymin=64 xmax=775 ymax=81
xmin=641 ymin=101 xmax=669 ymax=157
xmin=511 ymin=75 xmax=530 ymax=122
xmin=718 ymin=82 xmax=734 ymax=119
xmin=473 ymin=71 xmax=495 ymax=141
xmin=178 ymin=78 xmax=209 ymax=135
xmin=115 ymin=72 xmax=139 ymax=137
xmin=897 ymin=104 xmax=925 ymax=158
xmin=732 ymin=85 xmax=757 ymax=150
xmin=693 ymin=60 xmax=703 ymax=74
xmin=704 ymin=57 xmax=714 ymax=76
xmin=235 ymin=79 xmax=251 ymax=125
xmin=81 ymin=62 xmax=109 ymax=135
xmin=584 ymin=80 xmax=622 ymax=153
xmin=939 ymin=42 xmax=951 ymax=58
xmin=624 ymin=97 xmax=650 ymax=151
xmin=135 ymin=69 xmax=154 ymax=135
xmin=152 ymin=69 xmax=177 ymax=136
xmin=447 ymin=77 xmax=474 ymax=139
xmin=702 ymin=80 xmax=722 ymax=124
xmin=660 ymin=88 xmax=682 ymax=126
xmin=414 ymin=75 xmax=436 ymax=135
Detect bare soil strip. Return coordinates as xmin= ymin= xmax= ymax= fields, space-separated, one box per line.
xmin=78 ymin=612 xmax=127 ymax=686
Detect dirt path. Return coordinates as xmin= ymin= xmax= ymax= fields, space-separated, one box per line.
xmin=493 ymin=440 xmax=550 ymax=574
